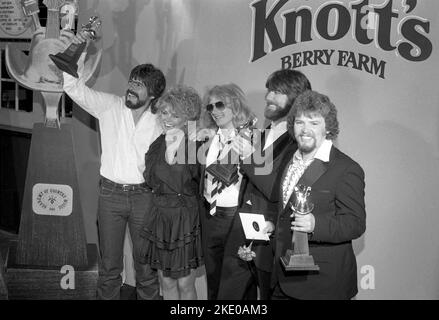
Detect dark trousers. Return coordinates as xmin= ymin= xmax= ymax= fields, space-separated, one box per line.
xmin=202 ymin=205 xmax=237 ymax=300
xmin=271 ymin=282 xmax=298 ymax=300
xmin=256 ymin=268 xmax=272 ymax=300
xmin=96 ymin=178 xmax=159 ymax=300
xmin=217 ymin=214 xmax=272 ymax=300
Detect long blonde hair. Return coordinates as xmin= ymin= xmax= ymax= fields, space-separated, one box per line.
xmin=201 ymin=83 xmax=256 ymax=130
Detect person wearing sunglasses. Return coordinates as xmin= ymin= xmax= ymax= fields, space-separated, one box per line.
xmin=63 ymin=34 xmax=165 ymax=300
xmin=199 ymin=83 xmax=256 ymax=300
xmin=137 ymin=86 xmax=204 ymax=300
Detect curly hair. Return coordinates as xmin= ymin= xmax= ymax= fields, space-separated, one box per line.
xmin=287 ymin=90 xmax=340 ymax=140
xmin=155 ymin=85 xmax=202 ymax=121
xmin=129 ymin=63 xmax=166 ymax=112
xmin=201 ymin=83 xmax=256 ymax=129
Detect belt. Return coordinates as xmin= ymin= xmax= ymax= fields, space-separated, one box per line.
xmin=101 ymin=177 xmax=148 ymax=192
xmin=204 ymin=200 xmax=237 ymax=217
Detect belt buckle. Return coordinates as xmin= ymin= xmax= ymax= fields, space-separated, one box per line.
xmin=122 ymin=184 xmax=131 ymax=192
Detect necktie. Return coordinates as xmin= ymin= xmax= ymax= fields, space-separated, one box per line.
xmin=209 ymin=138 xmax=225 ymax=215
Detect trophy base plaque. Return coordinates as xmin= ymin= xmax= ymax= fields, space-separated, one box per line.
xmin=281 ymin=249 xmax=320 ymax=271
xmin=49 ymin=53 xmax=79 ymax=78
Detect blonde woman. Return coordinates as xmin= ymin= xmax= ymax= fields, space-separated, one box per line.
xmin=200 ymin=83 xmax=256 ymax=300
xmin=138 ymin=86 xmax=204 ymax=300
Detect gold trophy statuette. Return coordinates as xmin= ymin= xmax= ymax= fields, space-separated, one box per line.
xmin=49 ymin=16 xmax=101 ymax=78
xmin=281 ymin=184 xmax=320 ymax=271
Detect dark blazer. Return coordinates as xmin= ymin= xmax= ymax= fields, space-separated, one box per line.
xmin=240 ymin=130 xmax=297 ymax=272
xmin=274 ymin=146 xmax=366 ymax=299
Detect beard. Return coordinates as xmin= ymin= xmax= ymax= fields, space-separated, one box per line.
xmin=298 ymin=142 xmax=316 ymax=154
xmin=125 ymin=90 xmax=147 ymax=110
xmin=264 ymin=103 xmax=291 ymax=122
xmin=296 ymin=135 xmax=317 ymax=154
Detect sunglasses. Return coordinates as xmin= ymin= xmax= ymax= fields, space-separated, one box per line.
xmin=206 ymin=101 xmax=225 ymax=112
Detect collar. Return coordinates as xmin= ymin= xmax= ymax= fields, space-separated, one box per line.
xmin=270 ymin=120 xmax=287 ymax=134
xmin=314 ymin=139 xmax=332 ymax=162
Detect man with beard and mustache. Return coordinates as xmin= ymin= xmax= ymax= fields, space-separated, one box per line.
xmin=272 ymin=90 xmax=366 ymax=300
xmin=217 ymin=69 xmax=311 ymax=299
xmin=63 ymin=36 xmax=165 ymax=300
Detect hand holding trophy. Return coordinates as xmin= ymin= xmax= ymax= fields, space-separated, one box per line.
xmin=205 ymin=117 xmax=257 ymax=188
xmin=49 ymin=16 xmax=101 ymax=78
xmin=281 ymin=184 xmax=320 ymax=271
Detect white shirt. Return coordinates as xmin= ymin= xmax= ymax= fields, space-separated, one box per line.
xmin=282 ymin=139 xmax=333 ymax=207
xmin=204 ymin=128 xmax=243 ymax=207
xmin=263 ymin=120 xmax=287 ymax=151
xmin=63 ymin=73 xmax=162 ymax=184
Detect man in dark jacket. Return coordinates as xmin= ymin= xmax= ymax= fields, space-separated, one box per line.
xmin=272 ymin=90 xmax=366 ymax=300
xmin=217 ymin=70 xmax=311 ymax=299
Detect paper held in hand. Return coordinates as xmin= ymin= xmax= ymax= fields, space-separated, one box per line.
xmin=239 ymin=212 xmax=270 ymax=241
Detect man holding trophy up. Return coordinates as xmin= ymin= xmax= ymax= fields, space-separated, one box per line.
xmin=272 ymin=90 xmax=366 ymax=300
xmin=60 ymin=24 xmax=165 ymax=300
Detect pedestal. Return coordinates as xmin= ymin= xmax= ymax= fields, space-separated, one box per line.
xmin=16 ymin=123 xmax=88 ymax=267
xmin=5 ymin=242 xmax=98 ymax=300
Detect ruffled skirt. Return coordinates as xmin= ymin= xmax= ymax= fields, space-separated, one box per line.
xmin=139 ymin=194 xmax=204 ymax=279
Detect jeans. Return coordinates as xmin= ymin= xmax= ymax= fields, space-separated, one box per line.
xmin=96 ymin=178 xmax=159 ymax=300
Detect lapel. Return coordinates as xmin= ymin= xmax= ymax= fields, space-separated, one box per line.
xmin=258 ymin=129 xmax=291 ymax=173
xmin=278 ymin=156 xmax=294 ymax=213
xmin=237 ymin=174 xmax=248 ymax=208
xmin=297 ymin=158 xmax=328 ymax=189
xmin=271 ymin=131 xmax=290 ymax=161
xmin=199 ymin=137 xmax=215 ymax=195
xmin=279 ymin=158 xmax=329 ymax=217
xmin=260 ymin=125 xmax=269 ymax=150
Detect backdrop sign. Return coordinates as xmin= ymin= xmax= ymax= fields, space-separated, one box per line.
xmin=250 ymin=0 xmax=432 ymax=78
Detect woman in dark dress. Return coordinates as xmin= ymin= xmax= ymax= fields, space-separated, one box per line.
xmin=138 ymin=86 xmax=203 ymax=300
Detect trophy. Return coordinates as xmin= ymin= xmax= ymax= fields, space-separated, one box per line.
xmin=205 ymin=117 xmax=257 ymax=187
xmin=281 ymin=185 xmax=320 ymax=271
xmin=4 ymin=1 xmax=102 ymax=299
xmin=49 ymin=16 xmax=101 ymax=78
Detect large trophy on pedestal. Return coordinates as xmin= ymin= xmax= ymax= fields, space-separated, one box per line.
xmin=4 ymin=0 xmax=102 ymax=299
xmin=281 ymin=185 xmax=320 ymax=271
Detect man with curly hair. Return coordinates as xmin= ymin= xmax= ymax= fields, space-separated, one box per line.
xmin=273 ymin=90 xmax=366 ymax=299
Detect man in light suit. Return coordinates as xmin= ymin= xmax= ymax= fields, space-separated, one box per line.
xmin=217 ymin=70 xmax=311 ymax=299
xmin=272 ymin=90 xmax=366 ymax=300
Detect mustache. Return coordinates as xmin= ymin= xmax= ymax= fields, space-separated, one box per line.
xmin=126 ymin=90 xmax=139 ymax=99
